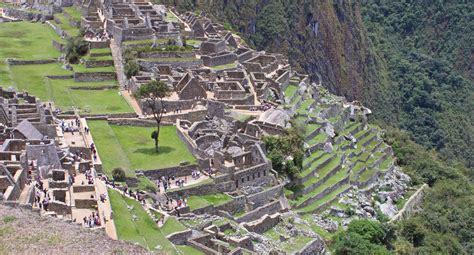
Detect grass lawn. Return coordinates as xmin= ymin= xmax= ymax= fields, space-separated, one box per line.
xmin=88 ymin=121 xmax=196 ymax=177
xmin=8 ymin=65 xmax=130 ymax=114
xmin=0 ymin=22 xmax=128 ymax=114
xmin=210 ymin=62 xmax=237 ymax=71
xmin=0 ymin=22 xmax=61 ymax=86
xmin=187 ymin=193 xmax=233 ymax=211
xmin=108 ymin=189 xmax=190 ymax=253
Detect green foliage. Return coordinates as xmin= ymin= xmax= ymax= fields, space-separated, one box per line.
xmin=134 ymin=80 xmax=171 ymax=101
xmin=263 ymin=123 xmax=304 ymax=180
xmin=2 ymin=215 xmax=16 ymax=224
xmin=383 ymin=128 xmax=474 ymax=254
xmin=333 ymin=220 xmax=395 ymax=254
xmin=124 ymin=60 xmax=139 ymax=79
xmin=112 ymin=167 xmax=126 ymax=181
xmin=65 ymin=36 xmax=88 ymax=64
xmin=252 ymin=0 xmax=288 ymax=50
xmin=362 ymin=1 xmax=474 ymax=168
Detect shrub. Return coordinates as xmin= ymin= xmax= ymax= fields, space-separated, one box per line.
xmin=65 ymin=36 xmax=89 ymax=64
xmin=112 ymin=168 xmax=126 ymax=181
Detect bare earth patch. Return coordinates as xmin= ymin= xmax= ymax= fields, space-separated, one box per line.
xmin=0 ymin=204 xmax=151 ymax=254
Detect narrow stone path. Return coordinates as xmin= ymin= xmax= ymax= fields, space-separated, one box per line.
xmin=110 ymin=39 xmax=126 ymax=90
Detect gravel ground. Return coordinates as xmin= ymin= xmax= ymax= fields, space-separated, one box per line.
xmin=0 ymin=204 xmax=152 ymax=254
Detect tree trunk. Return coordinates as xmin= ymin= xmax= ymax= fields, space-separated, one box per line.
xmin=155 ymin=123 xmax=160 ymax=152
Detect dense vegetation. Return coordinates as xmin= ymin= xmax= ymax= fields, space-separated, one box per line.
xmin=333 ymin=129 xmax=473 ymax=254
xmin=263 ymin=123 xmax=305 ymax=180
xmin=362 ymin=0 xmax=474 ymax=168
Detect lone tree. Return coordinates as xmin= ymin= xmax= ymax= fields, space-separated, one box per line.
xmin=134 ymin=80 xmax=171 ymax=152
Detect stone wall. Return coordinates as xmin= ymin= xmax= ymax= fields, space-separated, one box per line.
xmin=7 ymin=59 xmax=56 ymax=65
xmin=201 ymin=53 xmax=237 ymax=67
xmin=138 ymin=59 xmax=203 ymax=70
xmin=51 ymin=38 xmax=65 ymax=52
xmin=236 ymin=200 xmax=281 ymax=223
xmin=89 ymin=40 xmax=110 ymax=49
xmin=75 ymin=199 xmax=97 ymax=209
xmin=48 ymin=201 xmax=72 ymax=216
xmin=74 ymin=72 xmax=116 ymax=82
xmin=4 ymin=8 xmax=52 ymax=21
xmin=294 ymin=236 xmax=326 ymax=255
xmin=242 ymin=213 xmax=280 ymax=234
xmin=166 ymin=181 xmax=217 ymax=199
xmin=84 ymin=59 xmax=114 ymax=68
xmin=247 ymin=184 xmax=283 ymax=209
xmin=137 ymin=51 xmax=196 ymax=59
xmin=389 ymin=184 xmax=428 ymax=223
xmin=166 ymin=229 xmax=193 ymax=245
xmin=73 ymin=185 xmax=95 ymax=193
xmin=142 ymin=164 xmax=198 ymax=180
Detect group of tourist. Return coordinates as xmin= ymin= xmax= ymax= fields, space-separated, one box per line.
xmin=84 ymin=30 xmax=110 ymax=42
xmin=82 ymin=211 xmax=103 ymax=228
xmin=191 ymin=170 xmax=200 ymax=179
xmin=60 ymin=119 xmax=80 ymax=134
xmin=33 ymin=181 xmax=49 ymax=211
xmin=248 ymin=102 xmax=276 ymax=112
xmin=155 ymin=175 xmax=188 ymax=193
xmin=83 ymin=169 xmax=94 ymax=185
xmin=90 ymin=143 xmax=98 ymax=161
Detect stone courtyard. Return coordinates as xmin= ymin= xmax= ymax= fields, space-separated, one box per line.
xmin=0 ymin=0 xmax=419 ymax=254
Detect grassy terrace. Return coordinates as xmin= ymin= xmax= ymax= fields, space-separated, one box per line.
xmin=210 ymin=62 xmax=237 ymax=71
xmin=108 ymin=189 xmax=202 ymax=254
xmin=53 ymin=13 xmax=79 ymax=37
xmin=290 ymin=169 xmax=348 ymax=207
xmin=301 ymin=153 xmax=333 ymax=177
xmin=379 ymin=157 xmax=393 ymax=171
xmin=8 ymin=64 xmax=129 ymax=114
xmin=0 ymin=22 xmax=130 ymax=114
xmin=303 ymin=150 xmax=326 ymax=167
xmin=72 ymin=64 xmax=115 ymax=73
xmin=303 ymin=156 xmax=342 ymax=186
xmin=123 ymin=38 xmax=169 ymax=46
xmin=358 ymin=132 xmax=377 ymax=146
xmin=305 ymin=123 xmax=321 ymax=135
xmin=297 ymin=184 xmax=351 ymax=213
xmin=0 ymin=22 xmax=61 ymax=85
xmin=90 ymin=47 xmax=112 ymax=54
xmin=307 ymin=132 xmax=327 ymax=147
xmin=143 ymin=58 xmax=197 ymax=62
xmin=187 ymin=193 xmax=233 ymax=210
xmin=164 ymin=10 xmax=179 ymax=22
xmin=284 ymin=85 xmax=298 ymax=100
xmin=88 ymin=121 xmax=196 ymax=177
xmin=84 ymin=55 xmax=113 ymax=61
xmin=358 ymin=167 xmax=378 ymax=183
xmin=48 ymin=80 xmax=129 ymax=113
xmin=63 ymin=7 xmax=81 ymax=21
xmin=296 ymin=99 xmax=314 ymax=115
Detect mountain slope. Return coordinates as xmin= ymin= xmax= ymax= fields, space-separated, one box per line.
xmin=160 ymin=0 xmax=473 ymax=167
